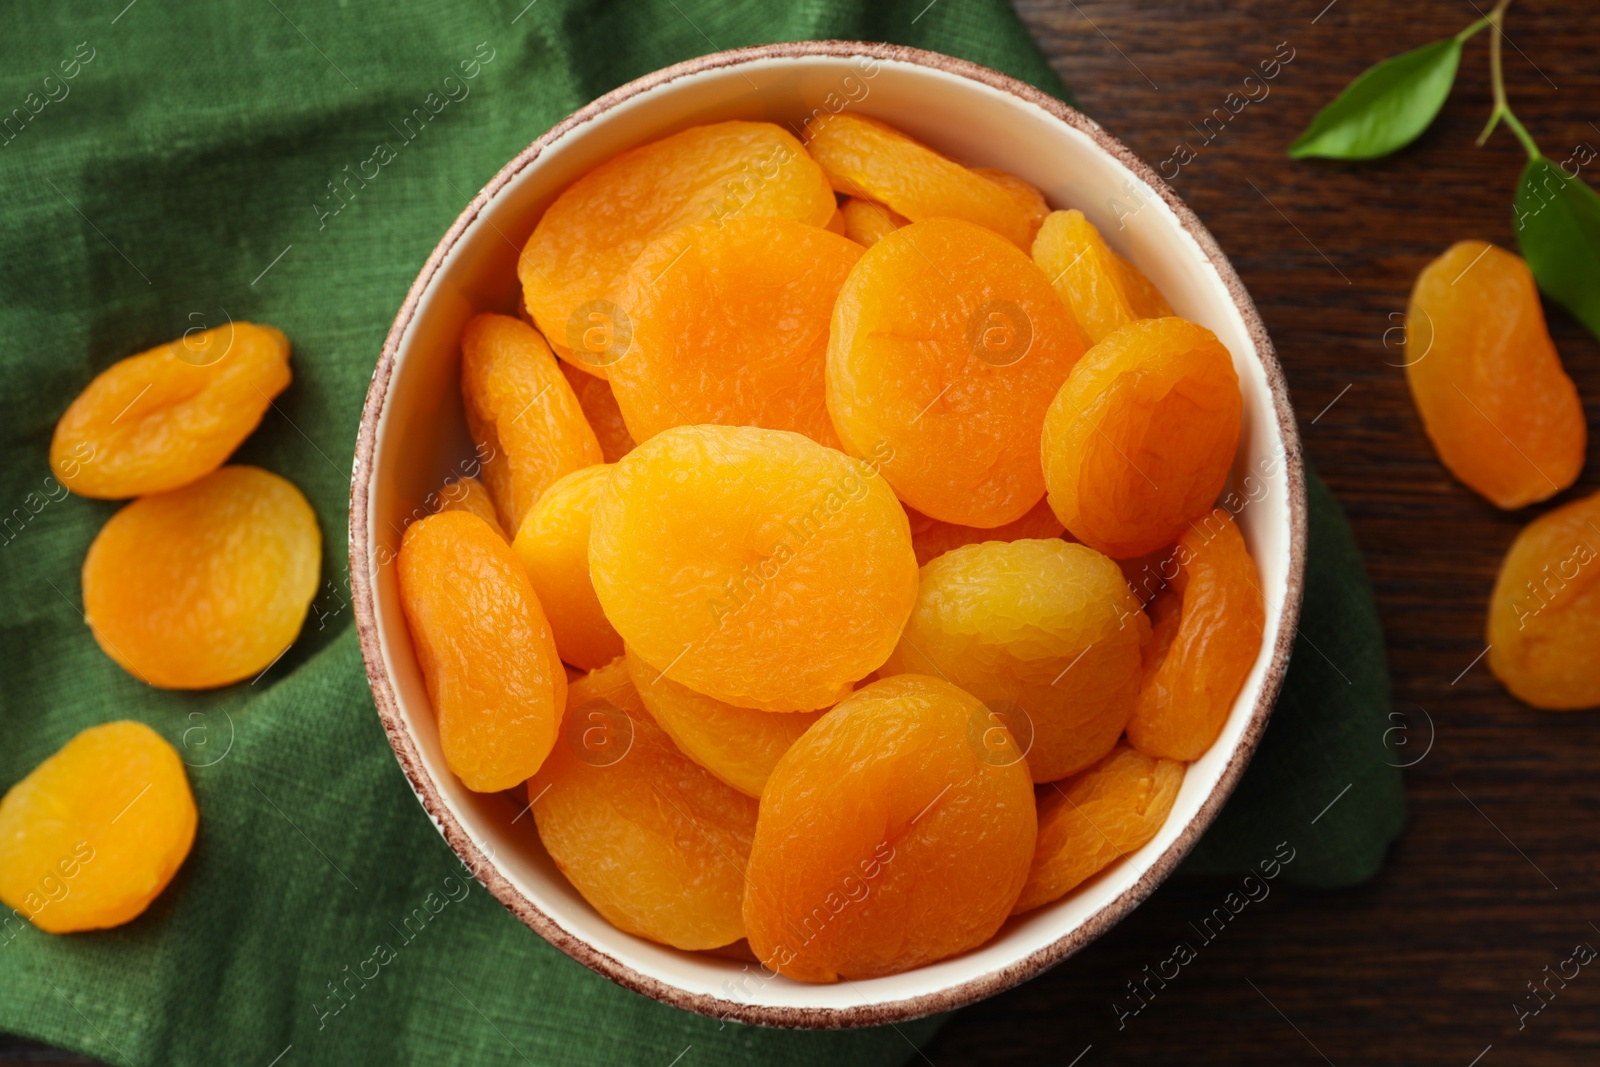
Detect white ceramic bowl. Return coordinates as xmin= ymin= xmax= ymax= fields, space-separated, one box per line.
xmin=351 ymin=41 xmax=1307 ymax=1029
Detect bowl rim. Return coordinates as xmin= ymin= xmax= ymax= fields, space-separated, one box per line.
xmin=349 ymin=38 xmax=1308 ymax=1030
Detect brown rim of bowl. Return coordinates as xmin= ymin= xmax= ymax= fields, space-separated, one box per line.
xmin=350 ymin=39 xmax=1308 ymax=1031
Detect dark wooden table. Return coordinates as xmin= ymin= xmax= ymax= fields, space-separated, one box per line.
xmin=7 ymin=1 xmax=1598 ymax=1063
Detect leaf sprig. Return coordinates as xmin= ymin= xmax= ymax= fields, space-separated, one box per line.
xmin=1289 ymin=0 xmax=1600 ymax=341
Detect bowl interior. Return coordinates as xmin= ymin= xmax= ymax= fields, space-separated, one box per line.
xmin=357 ymin=46 xmax=1300 ymax=1025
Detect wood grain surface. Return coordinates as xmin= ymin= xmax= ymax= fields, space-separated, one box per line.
xmin=6 ymin=1 xmax=1599 ymax=1064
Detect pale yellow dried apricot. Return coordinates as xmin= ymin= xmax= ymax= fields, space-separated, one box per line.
xmin=838 ymin=196 xmax=906 ymax=248
xmin=590 ymin=424 xmax=917 ymax=711
xmin=882 ymin=539 xmax=1149 ymax=782
xmin=559 ymin=361 xmax=635 ymax=463
xmin=519 ymin=121 xmax=836 ymax=377
xmin=433 ymin=475 xmax=506 ymax=539
xmin=1043 ymin=317 xmax=1242 ymax=558
xmin=904 ymin=496 xmax=1066 ymax=567
xmin=1487 ymin=489 xmax=1600 ymax=709
xmin=0 ymin=721 xmax=196 ymax=933
xmin=51 ymin=323 xmax=290 ymax=498
xmin=743 ymin=675 xmax=1036 ymax=981
xmin=530 ymin=658 xmax=758 ymax=949
xmin=625 ymin=649 xmax=826 ymax=797
xmin=610 ymin=218 xmax=861 ymax=447
xmin=828 ymin=217 xmax=1086 ymax=527
xmin=398 ymin=510 xmax=566 ymax=791
xmin=82 ymin=466 xmax=320 ymax=689
xmin=1033 ymin=209 xmax=1171 ymax=344
xmin=1012 ymin=744 xmax=1183 ymax=914
xmin=512 ymin=464 xmax=622 ymax=670
xmin=460 ymin=313 xmax=602 ymax=531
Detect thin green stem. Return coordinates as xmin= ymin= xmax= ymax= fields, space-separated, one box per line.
xmin=1475 ymin=0 xmax=1541 ymax=159
xmin=1455 ymin=16 xmax=1492 ymax=43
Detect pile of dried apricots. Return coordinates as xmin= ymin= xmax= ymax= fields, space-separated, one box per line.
xmin=397 ymin=113 xmax=1269 ymax=982
xmin=2 ymin=322 xmax=319 ymax=933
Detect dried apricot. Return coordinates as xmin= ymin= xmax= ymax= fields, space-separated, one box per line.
xmin=433 ymin=475 xmax=506 ymax=538
xmin=51 ymin=322 xmax=290 ymax=498
xmin=804 ymin=114 xmax=1036 ymax=247
xmin=1486 ymin=488 xmax=1600 ymax=709
xmin=519 ymin=121 xmax=836 ymax=377
xmin=610 ymin=218 xmax=861 ymax=447
xmin=838 ymin=197 xmax=906 ymax=248
xmin=82 ymin=466 xmax=320 ymax=689
xmin=1127 ymin=509 xmax=1264 ymax=760
xmin=972 ymin=167 xmax=1050 ymax=244
xmin=398 ymin=510 xmax=566 ymax=791
xmin=1043 ymin=317 xmax=1241 ymax=558
xmin=904 ymin=496 xmax=1066 ymax=567
xmin=1033 ymin=209 xmax=1171 ymax=344
xmin=828 ymin=217 xmax=1086 ymax=527
xmin=825 ymin=207 xmax=847 ymax=235
xmin=460 ymin=313 xmax=602 ymax=531
xmin=0 ymin=721 xmax=196 ymax=933
xmin=1012 ymin=744 xmax=1183 ymax=914
xmin=530 ymin=658 xmax=758 ymax=949
xmin=560 ymin=361 xmax=635 ymax=463
xmin=590 ymin=424 xmax=917 ymax=711
xmin=743 ymin=675 xmax=1036 ymax=981
xmin=882 ymin=539 xmax=1149 ymax=782
xmin=511 ymin=464 xmax=622 ymax=671
xmin=1405 ymin=240 xmax=1584 ymax=509
xmin=625 ymin=650 xmax=826 ymax=797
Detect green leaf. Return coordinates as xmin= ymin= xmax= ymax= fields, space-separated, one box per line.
xmin=1516 ymin=156 xmax=1600 ymax=342
xmin=1288 ymin=38 xmax=1462 ymax=160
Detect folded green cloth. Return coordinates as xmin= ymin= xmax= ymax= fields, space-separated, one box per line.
xmin=0 ymin=0 xmax=1403 ymax=1062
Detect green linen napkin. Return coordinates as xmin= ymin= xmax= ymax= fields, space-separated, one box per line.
xmin=0 ymin=0 xmax=1404 ymax=1063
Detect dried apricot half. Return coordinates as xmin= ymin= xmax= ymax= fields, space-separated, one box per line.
xmin=1043 ymin=316 xmax=1242 ymax=558
xmin=828 ymin=217 xmax=1086 ymax=527
xmin=0 ymin=721 xmax=196 ymax=933
xmin=398 ymin=510 xmax=566 ymax=791
xmin=519 ymin=121 xmax=836 ymax=377
xmin=882 ymin=539 xmax=1149 ymax=782
xmin=972 ymin=166 xmax=1050 ymax=245
xmin=804 ymin=114 xmax=1037 ymax=247
xmin=460 ymin=313 xmax=602 ymax=532
xmin=905 ymin=496 xmax=1065 ymax=567
xmin=433 ymin=475 xmax=506 ymax=539
xmin=51 ymin=322 xmax=290 ymax=498
xmin=610 ymin=218 xmax=861 ymax=447
xmin=1012 ymin=744 xmax=1184 ymax=914
xmin=512 ymin=464 xmax=623 ymax=671
xmin=589 ymin=424 xmax=917 ymax=711
xmin=1487 ymin=489 xmax=1600 ymax=709
xmin=1127 ymin=508 xmax=1265 ymax=760
xmin=530 ymin=658 xmax=758 ymax=949
xmin=82 ymin=465 xmax=320 ymax=689
xmin=625 ymin=650 xmax=826 ymax=798
xmin=1406 ymin=240 xmax=1584 ymax=509
xmin=1033 ymin=209 xmax=1171 ymax=344
xmin=838 ymin=197 xmax=906 ymax=248
xmin=743 ymin=675 xmax=1036 ymax=981
xmin=560 ymin=361 xmax=635 ymax=463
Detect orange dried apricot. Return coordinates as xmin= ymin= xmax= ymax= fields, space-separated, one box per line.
xmin=1127 ymin=509 xmax=1264 ymax=760
xmin=1043 ymin=316 xmax=1242 ymax=558
xmin=904 ymin=496 xmax=1066 ymax=567
xmin=838 ymin=196 xmax=906 ymax=248
xmin=433 ymin=475 xmax=506 ymax=538
xmin=1012 ymin=744 xmax=1183 ymax=914
xmin=0 ymin=721 xmax=196 ymax=933
xmin=882 ymin=539 xmax=1149 ymax=782
xmin=590 ymin=424 xmax=917 ymax=711
xmin=519 ymin=121 xmax=836 ymax=377
xmin=804 ymin=114 xmax=1036 ymax=247
xmin=1033 ymin=209 xmax=1171 ymax=344
xmin=82 ymin=466 xmax=320 ymax=689
xmin=825 ymin=207 xmax=847 ymax=234
xmin=398 ymin=510 xmax=566 ymax=791
xmin=559 ymin=361 xmax=635 ymax=463
xmin=743 ymin=675 xmax=1036 ymax=981
xmin=828 ymin=217 xmax=1086 ymax=527
xmin=1405 ymin=240 xmax=1584 ymax=509
xmin=1486 ymin=489 xmax=1600 ymax=709
xmin=530 ymin=657 xmax=758 ymax=949
xmin=51 ymin=322 xmax=290 ymax=498
xmin=610 ymin=218 xmax=861 ymax=447
xmin=972 ymin=166 xmax=1050 ymax=244
xmin=625 ymin=649 xmax=826 ymax=797
xmin=460 ymin=313 xmax=602 ymax=531
xmin=511 ymin=464 xmax=622 ymax=670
